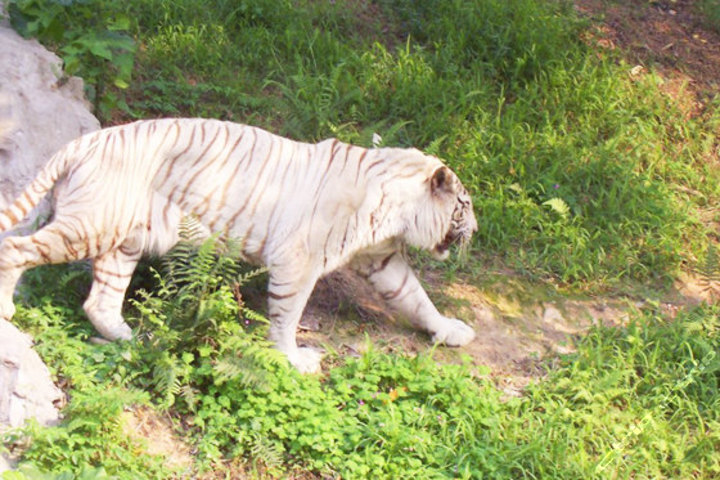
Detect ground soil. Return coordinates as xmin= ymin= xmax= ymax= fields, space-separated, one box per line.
xmin=577 ymin=0 xmax=720 ymax=107
xmin=301 ymin=267 xmax=641 ymax=396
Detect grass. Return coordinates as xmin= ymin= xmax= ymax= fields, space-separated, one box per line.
xmin=698 ymin=0 xmax=720 ymax=33
xmin=7 ymin=0 xmax=720 ymax=285
xmin=2 ymin=247 xmax=719 ymax=479
xmin=3 ymin=0 xmax=720 ymax=478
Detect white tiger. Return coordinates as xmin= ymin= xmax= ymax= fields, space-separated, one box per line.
xmin=0 ymin=118 xmax=477 ymax=373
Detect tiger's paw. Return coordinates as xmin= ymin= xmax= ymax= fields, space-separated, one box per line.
xmin=285 ymin=346 xmax=323 ymax=374
xmin=84 ymin=306 xmax=133 ymax=342
xmin=93 ymin=320 xmax=133 ymax=342
xmin=110 ymin=322 xmax=133 ymax=341
xmin=431 ymin=318 xmax=475 ymax=347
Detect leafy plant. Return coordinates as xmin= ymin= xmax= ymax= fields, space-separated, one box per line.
xmin=2 ymin=303 xmax=170 ymax=478
xmin=126 ymin=234 xmax=279 ymax=410
xmin=2 ymin=465 xmax=117 ymax=480
xmin=6 ymin=240 xmax=720 ymax=478
xmin=543 ymin=197 xmax=571 ymax=220
xmin=6 ymin=387 xmax=159 ymax=477
xmin=7 ymin=0 xmax=136 ymax=120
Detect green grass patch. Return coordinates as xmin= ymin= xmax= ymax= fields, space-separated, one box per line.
xmin=4 ymin=1 xmax=720 ymax=477
xmin=2 ymin=244 xmax=720 ymax=478
xmin=698 ymin=0 xmax=720 ymax=33
xmin=7 ymin=0 xmax=720 ymax=285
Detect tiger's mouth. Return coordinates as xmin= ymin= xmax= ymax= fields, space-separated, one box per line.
xmin=432 ymin=230 xmax=460 ymax=260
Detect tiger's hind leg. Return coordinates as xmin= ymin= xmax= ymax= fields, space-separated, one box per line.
xmin=0 ymin=241 xmax=22 ymax=321
xmin=0 ymin=221 xmax=93 ymax=322
xmin=82 ymin=240 xmax=143 ymax=341
xmin=0 ymin=221 xmax=141 ymax=341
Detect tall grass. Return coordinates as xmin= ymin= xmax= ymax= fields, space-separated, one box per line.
xmin=7 ymin=0 xmax=720 ymax=284
xmin=123 ymin=0 xmax=720 ymax=284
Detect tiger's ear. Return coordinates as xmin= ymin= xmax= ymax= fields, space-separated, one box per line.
xmin=431 ymin=166 xmax=456 ymax=196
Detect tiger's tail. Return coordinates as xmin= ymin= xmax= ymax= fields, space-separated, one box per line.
xmin=0 ymin=148 xmax=70 ymax=234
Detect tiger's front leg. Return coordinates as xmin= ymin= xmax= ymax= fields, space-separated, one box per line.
xmin=352 ymin=250 xmax=476 ymax=347
xmin=266 ymin=267 xmax=323 ymax=374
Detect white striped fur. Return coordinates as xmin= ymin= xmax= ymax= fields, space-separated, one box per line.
xmin=0 ymin=118 xmax=477 ymax=373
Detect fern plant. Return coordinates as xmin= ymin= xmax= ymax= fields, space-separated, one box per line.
xmin=128 ymin=232 xmax=281 ymax=410
xmin=698 ymin=243 xmax=720 ymax=302
xmin=543 ymin=197 xmax=571 ymax=220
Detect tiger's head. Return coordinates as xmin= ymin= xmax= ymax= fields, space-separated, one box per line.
xmin=401 ymin=158 xmax=477 ymax=260
xmin=427 ymin=165 xmax=477 ymax=260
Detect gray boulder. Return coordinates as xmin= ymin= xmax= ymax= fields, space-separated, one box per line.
xmin=0 ymin=319 xmax=64 ymax=428
xmin=0 ymin=2 xmax=100 ymax=468
xmin=0 ymin=6 xmax=100 ymax=233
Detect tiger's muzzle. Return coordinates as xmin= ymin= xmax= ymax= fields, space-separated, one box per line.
xmin=432 ymin=228 xmax=472 ymax=260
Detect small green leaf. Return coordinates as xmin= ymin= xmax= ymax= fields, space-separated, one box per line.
xmin=87 ymin=41 xmax=113 ymax=60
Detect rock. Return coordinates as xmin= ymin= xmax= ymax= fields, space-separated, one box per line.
xmin=0 ymin=319 xmax=64 ymax=428
xmin=0 ymin=0 xmax=98 ymax=436
xmin=0 ymin=3 xmax=100 ymax=236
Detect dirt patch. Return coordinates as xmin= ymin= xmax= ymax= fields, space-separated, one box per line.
xmin=576 ymin=0 xmax=720 ymax=102
xmin=427 ymin=274 xmax=648 ymax=393
xmin=120 ymin=406 xmax=194 ymax=474
xmin=297 ymin=268 xmax=637 ymax=394
xmin=674 ymin=269 xmax=720 ymax=304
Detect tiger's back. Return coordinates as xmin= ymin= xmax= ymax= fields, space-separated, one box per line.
xmin=49 ymin=119 xmax=435 ymax=263
xmin=0 ymin=118 xmax=477 ymax=373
